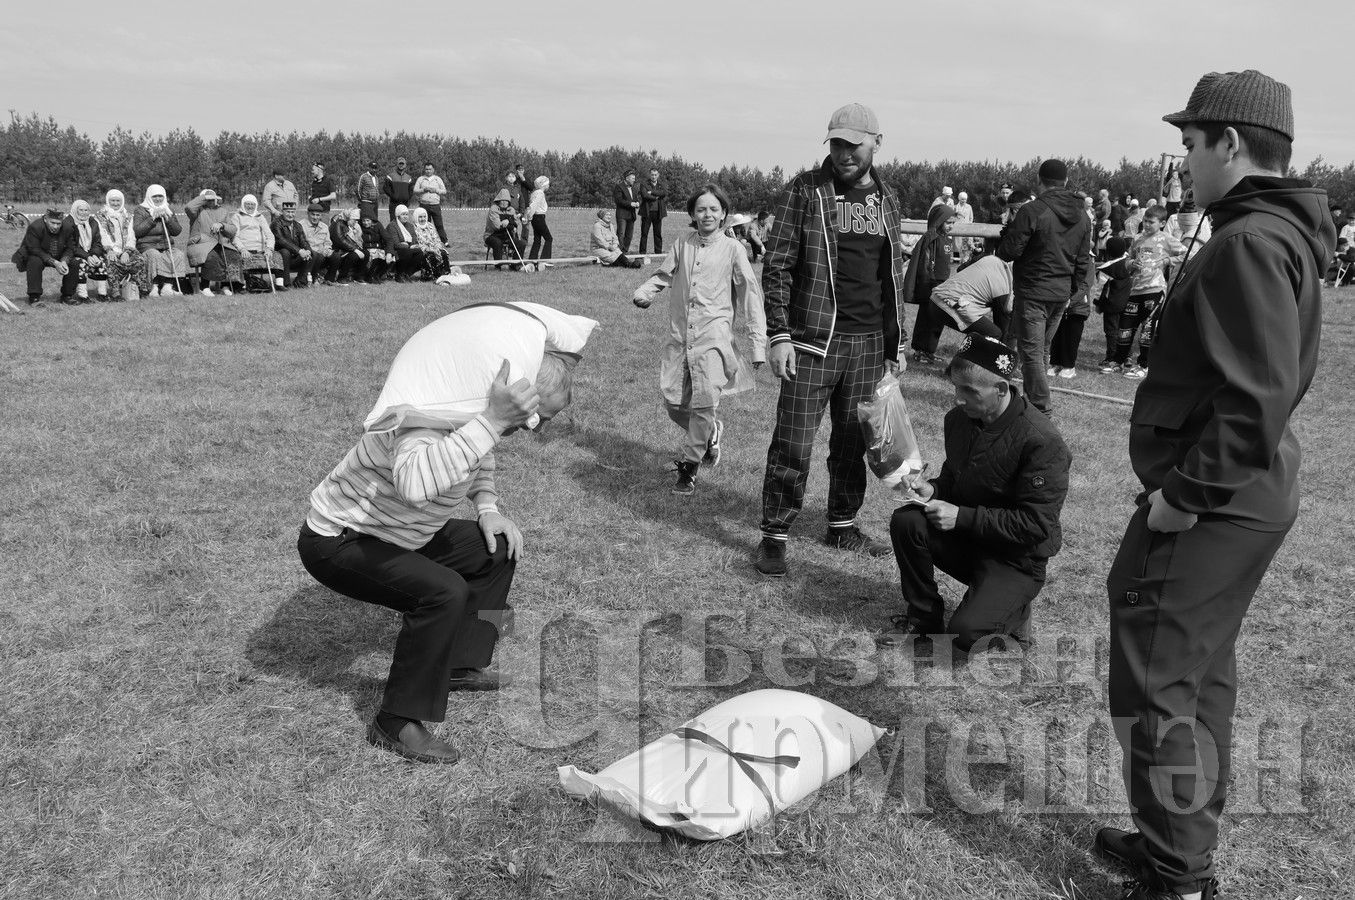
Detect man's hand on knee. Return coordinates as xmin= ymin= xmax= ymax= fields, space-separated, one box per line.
xmin=478 ymin=511 xmax=523 ymax=560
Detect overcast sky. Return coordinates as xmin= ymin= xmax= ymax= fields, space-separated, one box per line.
xmin=4 ymin=1 xmax=1350 ymax=175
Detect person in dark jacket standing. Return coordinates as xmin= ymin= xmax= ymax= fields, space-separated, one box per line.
xmin=13 ymin=208 xmax=79 ymax=305
xmin=903 ymin=202 xmax=956 ymax=364
xmin=383 ymin=157 xmax=414 ymax=225
xmin=638 ymin=168 xmax=668 ymax=254
xmin=755 ymin=102 xmax=908 ymax=577
xmin=875 ymin=334 xmax=1069 ymax=653
xmin=613 ymin=170 xmax=640 ymax=254
xmin=996 ymin=158 xmax=1091 ymax=416
xmin=1096 ymin=71 xmax=1337 ymax=900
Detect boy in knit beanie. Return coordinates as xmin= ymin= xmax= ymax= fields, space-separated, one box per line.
xmin=1098 ymin=70 xmax=1336 ymax=900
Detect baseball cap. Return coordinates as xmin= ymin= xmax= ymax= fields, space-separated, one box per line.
xmin=825 ymin=102 xmax=880 ymax=144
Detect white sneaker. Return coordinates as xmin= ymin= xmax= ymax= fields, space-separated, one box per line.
xmin=1058 ymin=367 xmax=1076 ymax=379
xmin=1046 ymin=366 xmax=1057 ymax=376
xmin=274 ymin=277 xmax=285 ymax=288
xmin=162 ymin=286 xmax=179 ymax=296
xmin=221 ymin=286 xmax=233 ymax=296
xmin=151 ymin=284 xmax=162 ymax=297
xmin=201 ymin=287 xmax=215 ymax=297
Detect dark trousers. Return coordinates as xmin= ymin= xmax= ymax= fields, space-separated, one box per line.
xmin=615 ymin=213 xmax=634 ymax=253
xmin=762 ymin=332 xmax=884 ymax=536
xmin=910 ymin=298 xmax=947 ymax=354
xmin=1101 ymin=311 xmax=1123 ymax=363
xmin=1005 ymin=294 xmax=1066 ymax=413
xmin=306 ymin=251 xmax=342 ymax=283
xmin=485 ymin=232 xmax=525 ymax=267
xmin=1049 ymin=313 xmax=1088 ymax=369
xmin=1107 ymin=506 xmax=1289 ymax=894
xmin=358 ymin=200 xmax=379 ymax=223
xmin=391 ymin=245 xmax=424 ymax=277
xmin=26 ymin=256 xmax=78 ymax=299
xmin=297 ymin=520 xmax=515 ymax=723
xmin=278 ymin=249 xmax=309 ymax=285
xmin=889 ymin=505 xmax=1045 ymax=650
xmin=639 ymin=212 xmax=664 ymax=254
xmin=530 ymin=216 xmax=552 ymax=260
xmin=420 ymin=203 xmax=446 ymax=243
xmin=1114 ymin=292 xmax=1161 ymax=366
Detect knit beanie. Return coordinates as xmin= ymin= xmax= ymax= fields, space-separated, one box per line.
xmin=1162 ymin=69 xmax=1294 ymax=140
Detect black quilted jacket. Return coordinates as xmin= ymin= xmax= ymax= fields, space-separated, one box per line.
xmin=931 ymin=396 xmax=1071 ymax=560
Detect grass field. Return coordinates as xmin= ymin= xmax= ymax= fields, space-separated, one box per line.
xmin=2 ymin=209 xmax=1352 ymax=899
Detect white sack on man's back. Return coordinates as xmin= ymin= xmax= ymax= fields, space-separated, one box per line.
xmin=365 ymin=301 xmax=598 ymax=433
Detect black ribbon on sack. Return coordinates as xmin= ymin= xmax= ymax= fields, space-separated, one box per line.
xmin=670 ymin=727 xmax=801 ymax=817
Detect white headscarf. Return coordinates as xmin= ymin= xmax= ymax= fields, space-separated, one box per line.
xmin=70 ymin=200 xmax=94 ymax=250
xmin=394 ymin=204 xmax=412 ymax=243
xmin=239 ymin=195 xmax=260 ymax=216
xmin=101 ymin=189 xmax=128 ymax=222
xmin=142 ymin=184 xmax=169 ymax=212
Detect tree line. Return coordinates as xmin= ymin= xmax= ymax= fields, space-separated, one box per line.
xmin=3 ymin=111 xmax=1353 ymax=221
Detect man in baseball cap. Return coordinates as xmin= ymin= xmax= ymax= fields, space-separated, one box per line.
xmin=754 ymin=102 xmax=908 ymax=576
xmin=1098 ymin=70 xmax=1336 ymax=900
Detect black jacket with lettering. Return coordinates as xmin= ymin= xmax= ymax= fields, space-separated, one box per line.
xmin=932 ymin=395 xmax=1071 ymax=561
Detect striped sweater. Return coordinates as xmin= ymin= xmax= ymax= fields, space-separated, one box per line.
xmin=306 ymin=416 xmax=501 ymax=550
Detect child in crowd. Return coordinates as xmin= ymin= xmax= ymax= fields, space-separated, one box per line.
xmin=1094 ymin=219 xmax=1114 ymax=259
xmin=1048 ymin=258 xmax=1095 ymax=378
xmin=633 ymin=184 xmax=766 ymax=496
xmin=904 ymin=202 xmax=956 ymax=364
xmin=1117 ymin=205 xmax=1185 ymax=379
xmin=1096 ymin=237 xmax=1134 ymax=373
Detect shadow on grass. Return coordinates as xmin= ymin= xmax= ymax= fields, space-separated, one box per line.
xmin=562 ymin=424 xmax=891 ymax=630
xmin=244 ymin=583 xmax=394 ymax=723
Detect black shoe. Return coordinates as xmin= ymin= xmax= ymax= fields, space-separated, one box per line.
xmin=824 ymin=525 xmax=891 ymax=558
xmin=1118 ymin=877 xmax=1217 ymax=899
xmin=60 ymin=295 xmax=78 ymax=305
xmin=753 ymin=536 xmax=787 ymax=577
xmin=448 ymin=668 xmax=511 ymax=692
xmin=28 ymin=297 xmax=46 ymax=308
xmin=672 ymin=460 xmax=698 ymax=495
xmin=1096 ymin=827 xmax=1150 ymax=876
xmin=873 ymin=614 xmax=936 ymax=650
xmin=365 ymin=718 xmax=461 ymax=764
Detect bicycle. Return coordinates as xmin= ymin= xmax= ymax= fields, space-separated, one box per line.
xmin=4 ymin=206 xmax=30 ymax=229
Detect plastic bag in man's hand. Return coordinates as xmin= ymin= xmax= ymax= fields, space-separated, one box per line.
xmin=857 ymin=372 xmax=922 ymax=487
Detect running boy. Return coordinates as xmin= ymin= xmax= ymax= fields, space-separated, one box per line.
xmin=634 ymin=184 xmax=767 ymax=495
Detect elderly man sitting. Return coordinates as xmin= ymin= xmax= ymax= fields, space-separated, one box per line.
xmin=876 ymin=335 xmax=1071 ymax=654
xmin=589 ymin=210 xmax=642 ymax=268
xmin=297 ymin=303 xmax=593 ymax=763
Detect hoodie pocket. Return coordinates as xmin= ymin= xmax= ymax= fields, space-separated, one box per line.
xmin=1130 ymin=390 xmax=1196 ymax=432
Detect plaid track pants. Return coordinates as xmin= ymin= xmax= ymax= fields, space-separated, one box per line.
xmin=761 ymin=332 xmax=885 ymax=537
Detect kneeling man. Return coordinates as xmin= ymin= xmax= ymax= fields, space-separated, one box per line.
xmin=877 ymin=334 xmax=1070 ymax=652
xmin=297 ymin=352 xmax=579 ymax=764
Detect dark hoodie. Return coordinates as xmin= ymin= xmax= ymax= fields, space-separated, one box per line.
xmin=1129 ymin=176 xmax=1336 ymax=526
xmin=902 ymin=203 xmax=956 ymax=304
xmin=1096 ymin=236 xmax=1133 ymax=315
xmin=996 ymin=186 xmax=1091 ymax=304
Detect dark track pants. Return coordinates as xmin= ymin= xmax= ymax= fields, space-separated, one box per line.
xmin=639 ymin=213 xmax=663 ymax=254
xmin=297 ymin=520 xmax=514 ymax=723
xmin=761 ymin=332 xmax=884 ymax=537
xmin=889 ymin=505 xmax=1044 ymax=650
xmin=1107 ymin=505 xmax=1289 ymax=895
xmin=910 ymin=299 xmax=947 ymax=355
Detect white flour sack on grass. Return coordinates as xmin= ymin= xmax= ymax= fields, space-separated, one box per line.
xmin=364 ymin=301 xmax=598 ymax=433
xmin=558 ymin=689 xmax=886 ymax=840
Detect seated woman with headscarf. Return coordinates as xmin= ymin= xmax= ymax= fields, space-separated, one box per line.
xmin=132 ymin=184 xmax=191 ymax=296
xmin=329 ymin=208 xmax=367 ymax=284
xmin=411 ymin=206 xmax=452 ymax=280
xmin=384 ymin=205 xmax=425 ymax=282
xmin=359 ymin=215 xmax=391 ymax=283
xmin=94 ymin=189 xmax=144 ymax=300
xmin=66 ymin=200 xmax=109 ymax=302
xmin=229 ymin=195 xmax=283 ymax=292
xmin=589 ymin=209 xmax=641 ymax=268
xmin=185 ymin=189 xmax=241 ymax=296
